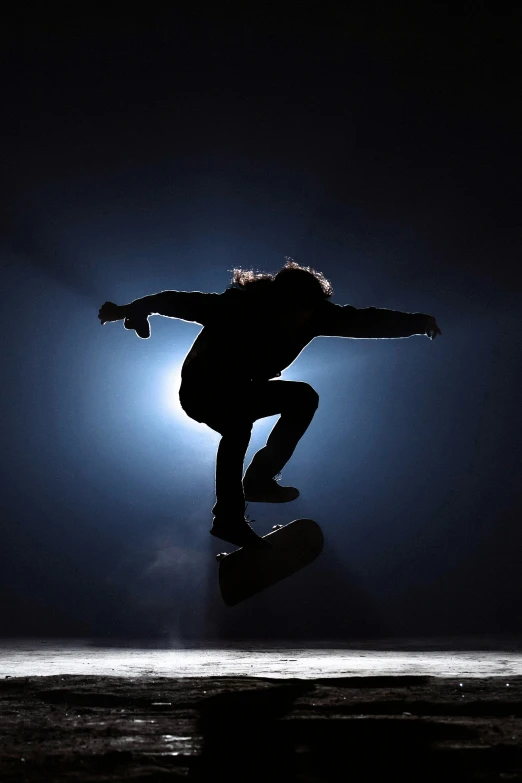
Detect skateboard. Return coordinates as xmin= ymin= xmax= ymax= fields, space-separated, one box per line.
xmin=216 ymin=518 xmax=323 ymax=607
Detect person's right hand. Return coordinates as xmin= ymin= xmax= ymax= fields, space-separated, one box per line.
xmin=98 ymin=301 xmax=126 ymax=325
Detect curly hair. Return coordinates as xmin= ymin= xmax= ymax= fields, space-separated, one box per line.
xmin=230 ymin=257 xmax=333 ymax=300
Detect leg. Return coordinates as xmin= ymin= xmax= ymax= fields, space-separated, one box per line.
xmin=211 ymin=421 xmax=272 ymax=548
xmin=243 ymin=381 xmax=319 ymax=499
xmin=212 ymin=421 xmax=252 ymax=519
xmin=179 ymin=379 xmax=318 ymax=546
xmin=179 ymin=383 xmax=270 ymax=548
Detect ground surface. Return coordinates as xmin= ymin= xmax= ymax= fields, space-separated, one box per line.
xmin=2 ymin=673 xmax=522 ymax=781
xmin=3 ymin=639 xmax=522 ymax=678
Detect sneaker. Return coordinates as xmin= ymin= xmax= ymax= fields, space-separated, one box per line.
xmin=243 ymin=476 xmax=300 ymax=503
xmin=210 ymin=516 xmax=271 ymax=550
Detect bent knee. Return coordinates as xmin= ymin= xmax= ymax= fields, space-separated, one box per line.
xmin=221 ymin=417 xmax=254 ymax=439
xmin=295 ymin=382 xmax=319 ymax=410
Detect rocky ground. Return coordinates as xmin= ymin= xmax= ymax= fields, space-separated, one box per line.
xmin=1 ymin=674 xmax=522 ymax=781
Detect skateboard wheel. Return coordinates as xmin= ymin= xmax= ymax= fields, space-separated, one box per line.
xmin=216 ymin=552 xmax=228 ymax=561
xmin=272 ymin=524 xmax=284 ymax=530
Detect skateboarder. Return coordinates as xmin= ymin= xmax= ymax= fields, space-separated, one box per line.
xmin=98 ymin=259 xmax=441 ymax=549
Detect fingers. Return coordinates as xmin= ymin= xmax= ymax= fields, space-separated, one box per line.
xmin=425 ymin=316 xmax=441 ymax=339
xmin=98 ymin=301 xmax=119 ymax=325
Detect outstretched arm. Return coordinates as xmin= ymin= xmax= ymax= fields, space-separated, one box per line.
xmin=98 ymin=290 xmax=220 ymax=339
xmin=320 ymin=301 xmax=441 ymax=340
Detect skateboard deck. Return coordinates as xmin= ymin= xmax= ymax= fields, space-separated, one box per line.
xmin=217 ymin=518 xmax=323 ymax=607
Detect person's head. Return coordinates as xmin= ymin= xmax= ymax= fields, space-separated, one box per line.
xmin=231 ymin=258 xmax=333 ymax=310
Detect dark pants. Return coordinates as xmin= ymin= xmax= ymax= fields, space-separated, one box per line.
xmin=179 ymin=379 xmax=319 ymax=518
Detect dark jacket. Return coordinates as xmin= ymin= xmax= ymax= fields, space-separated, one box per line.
xmin=129 ymin=287 xmax=428 ymax=386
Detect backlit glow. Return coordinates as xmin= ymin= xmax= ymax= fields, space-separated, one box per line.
xmin=162 ymin=365 xmax=209 ymax=433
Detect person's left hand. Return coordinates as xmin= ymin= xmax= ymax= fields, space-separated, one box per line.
xmin=423 ymin=314 xmax=442 ymax=339
xmin=98 ymin=301 xmax=126 ymax=325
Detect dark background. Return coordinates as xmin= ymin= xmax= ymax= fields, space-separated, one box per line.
xmin=1 ymin=5 xmax=521 ymax=640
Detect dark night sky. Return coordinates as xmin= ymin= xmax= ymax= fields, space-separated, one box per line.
xmin=1 ymin=6 xmax=521 ymax=640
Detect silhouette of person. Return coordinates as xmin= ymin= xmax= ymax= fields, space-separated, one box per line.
xmin=98 ymin=259 xmax=441 ymax=548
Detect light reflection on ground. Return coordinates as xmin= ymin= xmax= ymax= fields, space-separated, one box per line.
xmin=1 ymin=639 xmax=522 ymax=679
